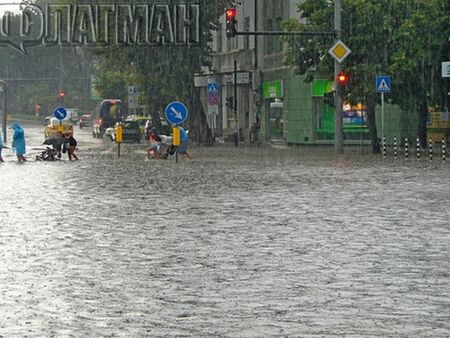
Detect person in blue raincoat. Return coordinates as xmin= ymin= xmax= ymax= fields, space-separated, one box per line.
xmin=176 ymin=126 xmax=192 ymax=160
xmin=0 ymin=130 xmax=4 ymax=162
xmin=11 ymin=122 xmax=27 ymax=162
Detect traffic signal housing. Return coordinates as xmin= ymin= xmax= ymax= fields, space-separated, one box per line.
xmin=336 ymin=71 xmax=349 ymax=87
xmin=59 ymin=90 xmax=65 ymax=104
xmin=225 ymin=7 xmax=237 ymax=39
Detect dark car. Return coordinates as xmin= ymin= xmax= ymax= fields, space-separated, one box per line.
xmin=143 ymin=117 xmax=171 ymax=139
xmin=109 ymin=120 xmax=142 ymax=143
xmin=79 ymin=114 xmax=93 ymax=129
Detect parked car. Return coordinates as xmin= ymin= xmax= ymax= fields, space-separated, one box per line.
xmin=125 ymin=115 xmax=172 ymax=139
xmin=79 ymin=114 xmax=93 ymax=129
xmin=44 ymin=117 xmax=73 ymax=138
xmin=107 ymin=121 xmax=141 ymax=143
xmin=126 ymin=115 xmax=152 ymax=136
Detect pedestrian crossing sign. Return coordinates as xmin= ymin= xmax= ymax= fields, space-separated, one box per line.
xmin=376 ymin=76 xmax=391 ymax=93
xmin=207 ymin=83 xmax=218 ymax=93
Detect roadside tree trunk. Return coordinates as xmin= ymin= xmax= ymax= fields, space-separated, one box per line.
xmin=186 ymin=84 xmax=214 ymax=146
xmin=417 ymin=98 xmax=428 ymax=148
xmin=148 ymin=87 xmax=162 ymax=132
xmin=366 ymin=95 xmax=380 ymax=154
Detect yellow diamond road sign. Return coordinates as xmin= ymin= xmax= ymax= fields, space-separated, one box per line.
xmin=329 ymin=40 xmax=351 ymax=63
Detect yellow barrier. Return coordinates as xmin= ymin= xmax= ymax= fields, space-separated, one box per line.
xmin=115 ymin=123 xmax=123 ymax=143
xmin=172 ymin=126 xmax=180 ymax=146
xmin=427 ymin=112 xmax=450 ymax=129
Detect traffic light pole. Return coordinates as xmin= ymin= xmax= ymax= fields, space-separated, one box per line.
xmin=334 ymin=0 xmax=344 ymax=155
xmin=234 ymin=60 xmax=239 ymax=147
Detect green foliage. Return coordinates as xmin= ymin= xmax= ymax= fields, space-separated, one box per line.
xmin=0 ymin=0 xmax=96 ymax=114
xmin=93 ymin=1 xmax=227 ymax=143
xmin=285 ymin=0 xmax=450 ymax=108
xmin=284 ymin=0 xmax=450 ymax=148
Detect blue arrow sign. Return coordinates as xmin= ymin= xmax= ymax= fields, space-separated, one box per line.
xmin=54 ymin=107 xmax=67 ymax=121
xmin=165 ymin=101 xmax=188 ymax=125
xmin=376 ymin=76 xmax=392 ymax=93
xmin=207 ymin=83 xmax=218 ymax=93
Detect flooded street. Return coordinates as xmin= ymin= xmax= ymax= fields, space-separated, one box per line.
xmin=1 ymin=123 xmax=450 ymax=337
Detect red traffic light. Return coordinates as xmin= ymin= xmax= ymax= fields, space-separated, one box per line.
xmin=225 ymin=7 xmax=237 ymax=39
xmin=59 ymin=91 xmax=65 ymax=97
xmin=226 ymin=7 xmax=236 ymax=21
xmin=337 ymin=71 xmax=349 ymax=86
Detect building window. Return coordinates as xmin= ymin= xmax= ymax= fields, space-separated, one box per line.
xmin=244 ymin=16 xmax=250 ymax=50
xmin=263 ymin=0 xmax=284 ymax=55
xmin=265 ymin=17 xmax=283 ymax=54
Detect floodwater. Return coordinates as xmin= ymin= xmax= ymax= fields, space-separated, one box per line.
xmin=1 ymin=123 xmax=450 ymax=337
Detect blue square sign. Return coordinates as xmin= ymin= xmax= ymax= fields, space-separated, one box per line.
xmin=376 ymin=76 xmax=391 ymax=93
xmin=207 ymin=83 xmax=218 ymax=93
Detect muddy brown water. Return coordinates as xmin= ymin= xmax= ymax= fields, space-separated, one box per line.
xmin=1 ymin=123 xmax=449 ymax=337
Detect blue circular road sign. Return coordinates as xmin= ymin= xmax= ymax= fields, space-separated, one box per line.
xmin=54 ymin=107 xmax=67 ymax=121
xmin=165 ymin=101 xmax=188 ymax=125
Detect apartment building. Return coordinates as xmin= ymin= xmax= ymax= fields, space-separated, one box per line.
xmin=195 ymin=0 xmax=303 ymax=143
xmin=196 ymin=0 xmax=409 ymax=145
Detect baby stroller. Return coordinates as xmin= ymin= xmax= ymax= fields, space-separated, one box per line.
xmin=147 ymin=133 xmax=173 ymax=160
xmin=36 ymin=147 xmax=59 ymax=161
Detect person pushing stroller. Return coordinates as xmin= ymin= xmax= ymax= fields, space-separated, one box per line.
xmin=147 ymin=127 xmax=173 ymax=160
xmin=64 ymin=133 xmax=78 ymax=160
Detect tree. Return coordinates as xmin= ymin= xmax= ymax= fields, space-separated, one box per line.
xmin=93 ymin=0 xmax=231 ymax=145
xmin=284 ymin=0 xmax=450 ymax=152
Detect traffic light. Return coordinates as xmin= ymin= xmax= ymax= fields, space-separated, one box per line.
xmin=226 ymin=96 xmax=234 ymax=110
xmin=59 ymin=90 xmax=65 ymax=104
xmin=336 ymin=71 xmax=349 ymax=87
xmin=225 ymin=7 xmax=237 ymax=39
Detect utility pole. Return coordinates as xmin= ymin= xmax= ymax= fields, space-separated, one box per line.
xmin=334 ymin=0 xmax=344 ymax=154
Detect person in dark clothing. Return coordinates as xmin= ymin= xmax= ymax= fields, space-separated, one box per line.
xmin=53 ymin=132 xmax=65 ymax=158
xmin=64 ymin=134 xmax=78 ymax=160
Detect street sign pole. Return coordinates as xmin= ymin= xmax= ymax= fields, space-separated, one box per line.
xmin=381 ymin=91 xmax=385 ymax=141
xmin=165 ymin=102 xmax=188 ymax=163
xmin=376 ymin=76 xmax=391 ymax=143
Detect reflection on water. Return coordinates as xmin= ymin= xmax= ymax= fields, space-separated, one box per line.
xmin=1 ymin=140 xmax=450 ymax=337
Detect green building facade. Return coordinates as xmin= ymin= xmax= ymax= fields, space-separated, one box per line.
xmin=260 ymin=69 xmax=418 ymax=146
